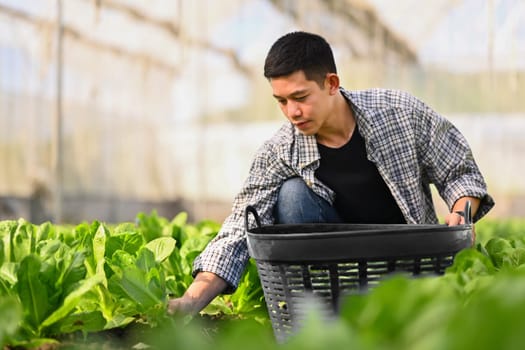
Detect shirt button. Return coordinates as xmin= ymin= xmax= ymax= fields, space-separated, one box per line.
xmin=306 ymin=180 xmax=313 ymax=187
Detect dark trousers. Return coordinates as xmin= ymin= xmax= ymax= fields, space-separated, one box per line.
xmin=274 ymin=177 xmax=342 ymax=224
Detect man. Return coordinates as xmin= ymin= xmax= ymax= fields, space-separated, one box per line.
xmin=167 ymin=31 xmax=494 ymax=315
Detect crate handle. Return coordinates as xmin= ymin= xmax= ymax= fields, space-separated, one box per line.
xmin=245 ymin=206 xmax=262 ymax=231
xmin=456 ymin=200 xmax=472 ymax=225
xmin=464 ymin=200 xmax=472 ymax=225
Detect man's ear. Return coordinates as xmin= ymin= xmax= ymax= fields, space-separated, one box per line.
xmin=325 ymin=73 xmax=340 ymax=95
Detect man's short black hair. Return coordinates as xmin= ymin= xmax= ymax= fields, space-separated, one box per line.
xmin=264 ymin=31 xmax=337 ymax=87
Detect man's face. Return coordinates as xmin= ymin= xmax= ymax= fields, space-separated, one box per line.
xmin=270 ymin=70 xmax=334 ymax=136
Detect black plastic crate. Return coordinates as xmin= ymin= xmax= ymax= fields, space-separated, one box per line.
xmin=245 ymin=204 xmax=473 ymax=343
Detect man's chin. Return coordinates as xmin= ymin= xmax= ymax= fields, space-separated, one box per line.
xmin=294 ymin=127 xmax=315 ymax=136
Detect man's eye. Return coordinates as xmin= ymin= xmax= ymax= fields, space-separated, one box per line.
xmin=277 ymin=99 xmax=286 ymax=105
xmin=295 ymin=96 xmax=307 ymax=101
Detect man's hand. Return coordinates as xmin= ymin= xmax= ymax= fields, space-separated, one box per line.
xmin=167 ymin=296 xmax=199 ymax=315
xmin=444 ymin=211 xmax=465 ymax=226
xmin=445 ymin=196 xmax=480 ymax=245
xmin=167 ymin=271 xmax=228 ymax=316
xmin=446 ymin=196 xmax=481 ymax=226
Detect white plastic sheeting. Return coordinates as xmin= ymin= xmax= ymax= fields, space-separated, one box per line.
xmin=370 ymin=0 xmax=525 ymax=71
xmin=0 ymin=0 xmax=523 ymax=222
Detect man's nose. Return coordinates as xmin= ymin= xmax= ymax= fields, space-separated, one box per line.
xmin=286 ymin=102 xmax=301 ymax=118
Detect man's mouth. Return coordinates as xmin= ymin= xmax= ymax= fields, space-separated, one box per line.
xmin=294 ymin=121 xmax=310 ymax=130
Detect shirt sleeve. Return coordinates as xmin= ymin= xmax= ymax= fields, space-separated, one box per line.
xmin=413 ymin=97 xmax=495 ymax=222
xmin=192 ymin=133 xmax=295 ymax=293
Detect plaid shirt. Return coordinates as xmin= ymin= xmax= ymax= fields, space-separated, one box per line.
xmin=193 ymin=88 xmax=495 ymax=292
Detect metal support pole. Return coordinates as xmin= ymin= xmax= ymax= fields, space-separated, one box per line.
xmin=53 ymin=0 xmax=64 ymax=223
xmin=487 ymin=0 xmax=494 ymax=90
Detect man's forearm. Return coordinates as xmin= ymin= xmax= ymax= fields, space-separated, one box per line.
xmin=168 ymin=271 xmax=228 ymax=315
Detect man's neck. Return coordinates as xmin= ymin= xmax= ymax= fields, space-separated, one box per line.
xmin=316 ymin=92 xmax=356 ymax=148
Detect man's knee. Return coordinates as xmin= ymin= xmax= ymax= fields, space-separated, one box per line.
xmin=274 ymin=177 xmax=317 ymax=224
xmin=277 ymin=177 xmax=310 ymax=205
xmin=274 ymin=177 xmax=341 ymax=224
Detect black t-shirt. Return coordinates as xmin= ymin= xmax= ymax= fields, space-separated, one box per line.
xmin=315 ymin=127 xmax=406 ymax=224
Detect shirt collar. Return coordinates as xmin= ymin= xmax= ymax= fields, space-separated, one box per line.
xmin=295 ymin=128 xmax=319 ymax=170
xmin=340 ymin=87 xmax=381 ymax=161
xmin=340 ymin=87 xmax=375 ymax=136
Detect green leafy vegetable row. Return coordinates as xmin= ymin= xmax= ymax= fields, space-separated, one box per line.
xmin=1 ymin=214 xmax=525 ymax=349
xmin=0 ymin=212 xmax=264 ymax=348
